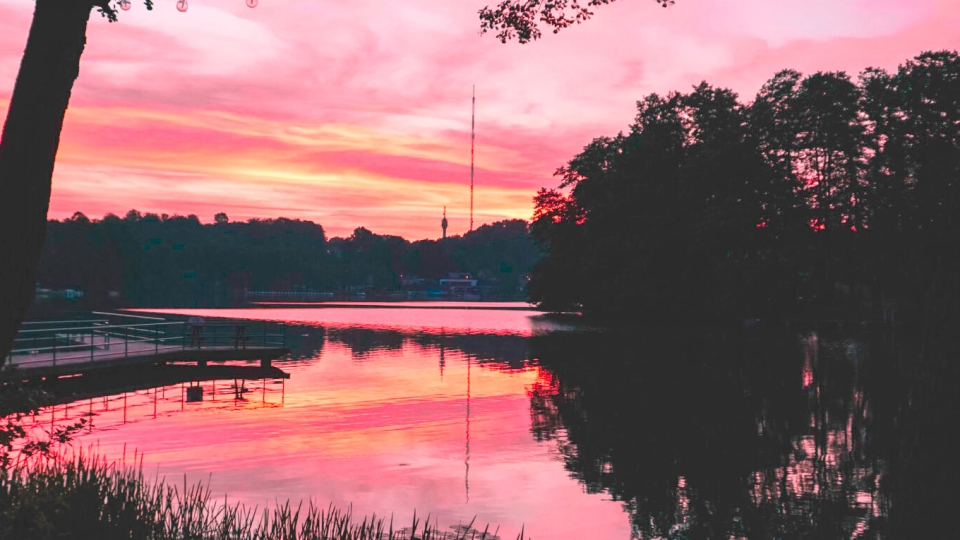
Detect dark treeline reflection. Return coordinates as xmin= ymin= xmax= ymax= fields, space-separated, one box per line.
xmin=528 ymin=329 xmax=958 ymax=539
xmin=325 ymin=327 xmax=533 ymax=369
xmin=532 ymin=51 xmax=960 ymax=324
xmin=317 ymin=324 xmax=959 ymax=537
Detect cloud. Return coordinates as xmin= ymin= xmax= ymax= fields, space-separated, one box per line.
xmin=1 ymin=0 xmax=958 ymax=238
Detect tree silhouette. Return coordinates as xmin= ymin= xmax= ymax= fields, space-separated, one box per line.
xmin=0 ymin=1 xmax=260 ymax=362
xmin=33 ymin=213 xmax=537 ymax=309
xmin=479 ymin=0 xmax=675 ymax=43
xmin=529 ymin=51 xmax=960 ymax=324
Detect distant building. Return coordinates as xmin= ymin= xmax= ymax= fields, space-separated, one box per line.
xmin=440 ymin=273 xmax=478 ymax=290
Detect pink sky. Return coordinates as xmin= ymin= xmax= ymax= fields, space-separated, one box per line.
xmin=1 ymin=0 xmax=958 ymax=239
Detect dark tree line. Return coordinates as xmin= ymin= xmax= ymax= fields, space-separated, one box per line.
xmin=530 ymin=51 xmax=960 ymax=324
xmin=35 ymin=212 xmax=538 ymax=308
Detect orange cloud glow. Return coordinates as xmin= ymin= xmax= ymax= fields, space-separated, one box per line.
xmin=2 ymin=0 xmax=959 ymax=238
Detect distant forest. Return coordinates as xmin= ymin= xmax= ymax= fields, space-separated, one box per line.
xmin=36 ymin=211 xmax=538 ymax=308
xmin=531 ymin=51 xmax=960 ymax=324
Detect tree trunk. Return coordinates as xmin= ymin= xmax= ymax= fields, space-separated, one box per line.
xmin=0 ymin=0 xmax=94 ymax=363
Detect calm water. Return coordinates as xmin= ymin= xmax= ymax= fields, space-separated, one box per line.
xmin=32 ymin=306 xmax=957 ymax=538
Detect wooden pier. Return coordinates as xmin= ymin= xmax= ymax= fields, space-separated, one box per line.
xmin=3 ymin=318 xmax=289 ymax=380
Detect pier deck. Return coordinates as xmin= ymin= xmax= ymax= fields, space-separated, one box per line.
xmin=3 ymin=319 xmax=288 ymax=379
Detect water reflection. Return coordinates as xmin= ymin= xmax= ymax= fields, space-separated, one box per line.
xmin=21 ymin=364 xmax=287 ymax=437
xmin=139 ymin=306 xmax=577 ymax=337
xmin=528 ymin=328 xmax=955 ymax=538
xmin=19 ymin=311 xmax=957 ymax=538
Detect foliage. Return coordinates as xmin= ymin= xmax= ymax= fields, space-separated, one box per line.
xmin=529 ymin=50 xmax=960 ymax=324
xmin=0 ymin=375 xmax=87 ymax=470
xmin=36 ymin=215 xmax=538 ymax=307
xmin=0 ymin=453 xmax=519 ymax=540
xmin=479 ymin=0 xmax=675 ymax=43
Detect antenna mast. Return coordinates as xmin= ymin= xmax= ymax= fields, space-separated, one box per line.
xmin=470 ymin=85 xmax=475 ymax=232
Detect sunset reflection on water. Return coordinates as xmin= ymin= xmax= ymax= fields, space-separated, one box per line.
xmin=26 ymin=307 xmax=937 ymax=538
xmin=47 ymin=307 xmax=626 ymax=540
xmin=135 ymin=306 xmax=577 ymax=337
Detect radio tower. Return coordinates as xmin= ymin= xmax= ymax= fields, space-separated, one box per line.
xmin=470 ymin=85 xmax=475 ymax=232
xmin=442 ymin=206 xmax=448 ymax=240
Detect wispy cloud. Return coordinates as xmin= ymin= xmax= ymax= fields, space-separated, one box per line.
xmin=2 ymin=0 xmax=957 ymax=238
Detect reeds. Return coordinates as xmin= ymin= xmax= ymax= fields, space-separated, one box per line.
xmin=0 ymin=452 xmax=522 ymax=540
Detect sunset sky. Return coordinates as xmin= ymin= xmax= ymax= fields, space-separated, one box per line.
xmin=1 ymin=0 xmax=958 ymax=239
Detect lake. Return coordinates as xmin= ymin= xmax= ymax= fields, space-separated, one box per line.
xmin=30 ymin=305 xmax=954 ymax=538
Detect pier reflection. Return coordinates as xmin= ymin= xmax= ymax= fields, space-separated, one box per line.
xmin=22 ymin=364 xmax=289 ymax=436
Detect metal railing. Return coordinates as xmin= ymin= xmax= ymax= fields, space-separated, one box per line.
xmin=5 ymin=320 xmax=286 ymax=370
xmin=20 ymin=318 xmax=110 ymax=328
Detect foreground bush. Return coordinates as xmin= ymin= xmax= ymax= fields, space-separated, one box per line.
xmin=0 ymin=453 xmax=517 ymax=540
